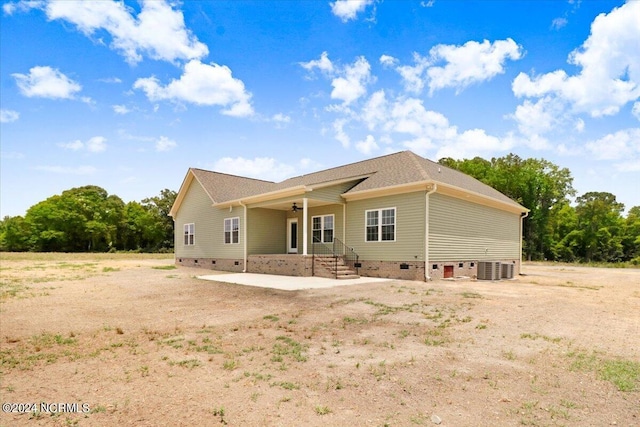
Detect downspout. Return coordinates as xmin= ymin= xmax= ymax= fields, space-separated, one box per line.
xmin=424 ymin=184 xmax=437 ymax=281
xmin=519 ymin=211 xmax=529 ymax=275
xmin=239 ymin=201 xmax=247 ymax=272
xmin=342 ymin=203 xmax=346 ymax=243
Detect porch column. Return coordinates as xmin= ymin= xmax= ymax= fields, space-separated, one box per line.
xmin=302 ymin=197 xmax=308 ymax=255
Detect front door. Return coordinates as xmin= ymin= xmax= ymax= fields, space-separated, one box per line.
xmin=287 ymin=218 xmax=298 ymax=253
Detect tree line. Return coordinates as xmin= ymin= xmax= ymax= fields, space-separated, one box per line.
xmin=1 ymin=154 xmax=639 ymax=264
xmin=0 ymin=186 xmax=176 ymax=253
xmin=439 ymin=154 xmax=639 ymax=265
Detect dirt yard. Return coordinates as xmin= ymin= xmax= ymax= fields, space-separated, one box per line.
xmin=1 ymin=253 xmax=638 ymax=426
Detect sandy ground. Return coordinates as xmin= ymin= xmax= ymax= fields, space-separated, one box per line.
xmin=0 ymin=254 xmax=638 ymax=426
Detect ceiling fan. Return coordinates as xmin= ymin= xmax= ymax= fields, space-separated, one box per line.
xmin=291 ymin=202 xmax=303 ymax=212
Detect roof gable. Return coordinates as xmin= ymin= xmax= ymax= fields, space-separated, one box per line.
xmin=171 ymin=151 xmax=527 ymax=216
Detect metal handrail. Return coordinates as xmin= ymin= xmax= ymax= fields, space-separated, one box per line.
xmin=333 ymin=237 xmax=359 ymax=275
xmin=311 ymin=236 xmax=359 ymax=278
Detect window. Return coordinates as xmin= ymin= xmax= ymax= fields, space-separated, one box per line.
xmin=312 ymin=214 xmax=334 ymax=243
xmin=224 ymin=217 xmax=239 ymax=244
xmin=365 ymin=208 xmax=396 ymax=242
xmin=183 ymin=223 xmax=195 ymax=246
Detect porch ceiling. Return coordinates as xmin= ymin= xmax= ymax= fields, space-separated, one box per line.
xmin=253 ymin=198 xmax=337 ymax=211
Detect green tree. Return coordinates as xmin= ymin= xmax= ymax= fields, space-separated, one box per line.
xmin=25 ymin=186 xmax=124 ymax=252
xmin=0 ymin=215 xmax=31 ymax=251
xmin=120 ymin=201 xmax=165 ymax=251
xmin=621 ymin=206 xmax=640 ymax=263
xmin=141 ymin=188 xmax=177 ymax=250
xmin=439 ymin=154 xmax=575 ymax=261
xmin=573 ymin=192 xmax=625 ymax=262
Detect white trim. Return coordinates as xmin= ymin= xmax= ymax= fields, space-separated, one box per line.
xmin=364 ymin=206 xmax=398 ymax=243
xmin=287 ymin=218 xmax=299 ymax=254
xmin=425 ymin=184 xmax=437 ymax=281
xmin=183 ymin=223 xmax=195 ymax=246
xmin=311 ymin=214 xmax=335 ymax=244
xmin=364 ymin=207 xmax=396 ymax=242
xmin=224 ymin=217 xmax=240 ymax=244
xmin=302 ymin=198 xmax=308 ymax=255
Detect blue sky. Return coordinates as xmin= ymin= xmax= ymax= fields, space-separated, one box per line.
xmin=1 ymin=0 xmax=639 ymax=218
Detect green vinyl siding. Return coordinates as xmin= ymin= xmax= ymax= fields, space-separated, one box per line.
xmin=173 ymin=180 xmax=244 ymax=259
xmin=346 ymin=191 xmax=426 ymax=261
xmin=310 ymin=180 xmax=362 ymax=203
xmin=248 ymin=208 xmax=286 ymax=254
xmin=429 ymin=193 xmax=520 ymax=261
xmin=306 ymin=204 xmax=344 ymax=246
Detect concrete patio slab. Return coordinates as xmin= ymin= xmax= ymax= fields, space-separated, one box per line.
xmin=197 ymin=272 xmax=393 ymax=291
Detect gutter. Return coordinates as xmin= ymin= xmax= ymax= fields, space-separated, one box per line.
xmin=424 ymin=183 xmax=437 ymax=281
xmin=239 ymin=201 xmax=247 ymax=272
xmin=520 ymin=210 xmax=529 ymax=271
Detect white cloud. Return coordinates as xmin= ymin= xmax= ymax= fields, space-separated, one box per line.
xmin=436 ymin=128 xmax=513 ymax=160
xmin=585 ymin=128 xmax=640 ymax=161
xmin=2 ymin=0 xmax=42 ymax=15
xmin=510 ymin=97 xmax=560 ymax=139
xmin=58 ymin=136 xmax=107 ymax=153
xmin=272 ymin=113 xmax=291 ymax=128
xmin=300 ymin=53 xmax=373 ymax=105
xmin=113 ymin=105 xmax=131 ymax=115
xmin=330 ymin=56 xmax=372 ymax=104
xmin=213 ymin=157 xmax=295 ymax=182
xmin=355 ymin=135 xmax=379 ymax=154
xmin=383 ymin=39 xmax=522 ymax=95
xmin=333 ymin=118 xmax=351 ymax=148
xmin=574 ymin=118 xmax=585 ymax=132
xmin=99 ymin=77 xmax=122 ymax=84
xmin=12 ymin=66 xmax=82 ymax=99
xmin=155 ymin=136 xmax=177 ymax=151
xmin=0 ymin=151 xmax=25 ymax=160
xmin=299 ymin=51 xmax=334 ymax=76
xmin=34 ymin=165 xmax=97 ymax=175
xmin=633 ymin=102 xmax=640 ymax=121
xmin=330 ymin=0 xmax=374 ymax=23
xmin=134 ymin=60 xmax=253 ymax=117
xmin=551 ymin=17 xmax=568 ymax=30
xmin=512 ymin=1 xmax=640 ymax=117
xmin=396 ymin=53 xmax=431 ymax=93
xmin=0 ymin=109 xmax=20 ymax=123
xmin=427 ymin=38 xmax=523 ymax=95
xmin=420 ymin=0 xmax=435 ymax=7
xmin=39 ymin=0 xmax=207 ymax=64
xmin=379 ymin=55 xmax=398 ymax=67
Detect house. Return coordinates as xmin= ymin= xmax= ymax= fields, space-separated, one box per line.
xmin=169 ymin=151 xmax=528 ymax=280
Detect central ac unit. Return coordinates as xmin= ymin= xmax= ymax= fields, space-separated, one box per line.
xmin=501 ymin=263 xmax=515 ymax=279
xmin=477 ymin=261 xmax=501 ymax=280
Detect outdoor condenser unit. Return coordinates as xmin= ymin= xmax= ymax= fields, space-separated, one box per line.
xmin=477 ymin=261 xmax=501 ymax=280
xmin=501 ymin=263 xmax=515 ymax=279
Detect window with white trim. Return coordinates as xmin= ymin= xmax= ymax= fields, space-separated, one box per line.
xmin=365 ymin=208 xmax=396 ymax=242
xmin=224 ymin=217 xmax=239 ymax=244
xmin=312 ymin=214 xmax=334 ymax=243
xmin=183 ymin=223 xmax=195 ymax=246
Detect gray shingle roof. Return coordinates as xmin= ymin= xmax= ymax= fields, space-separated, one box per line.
xmin=189 ymin=151 xmax=525 ymax=210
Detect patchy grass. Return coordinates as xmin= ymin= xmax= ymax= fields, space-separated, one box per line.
xmin=151 ymin=265 xmax=177 ymax=270
xmin=568 ymin=350 xmax=640 ymax=392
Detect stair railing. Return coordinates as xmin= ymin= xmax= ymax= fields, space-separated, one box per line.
xmin=312 ymin=236 xmax=336 ymax=278
xmin=333 ymin=238 xmax=359 ymax=275
xmin=311 ymin=236 xmax=359 ymax=278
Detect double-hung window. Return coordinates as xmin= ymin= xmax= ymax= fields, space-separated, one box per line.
xmin=312 ymin=214 xmax=334 ymax=243
xmin=365 ymin=208 xmax=396 ymax=242
xmin=183 ymin=223 xmax=195 ymax=246
xmin=224 ymin=217 xmax=239 ymax=244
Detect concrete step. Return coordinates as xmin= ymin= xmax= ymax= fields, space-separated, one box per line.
xmin=336 ymin=274 xmax=360 ymax=280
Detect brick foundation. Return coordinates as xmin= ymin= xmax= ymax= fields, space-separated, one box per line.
xmin=247 ymin=255 xmax=313 ymax=277
xmin=175 ymin=257 xmax=244 ymax=272
xmin=356 ymin=260 xmax=426 ymax=281
xmin=175 ymin=256 xmax=521 ymax=281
